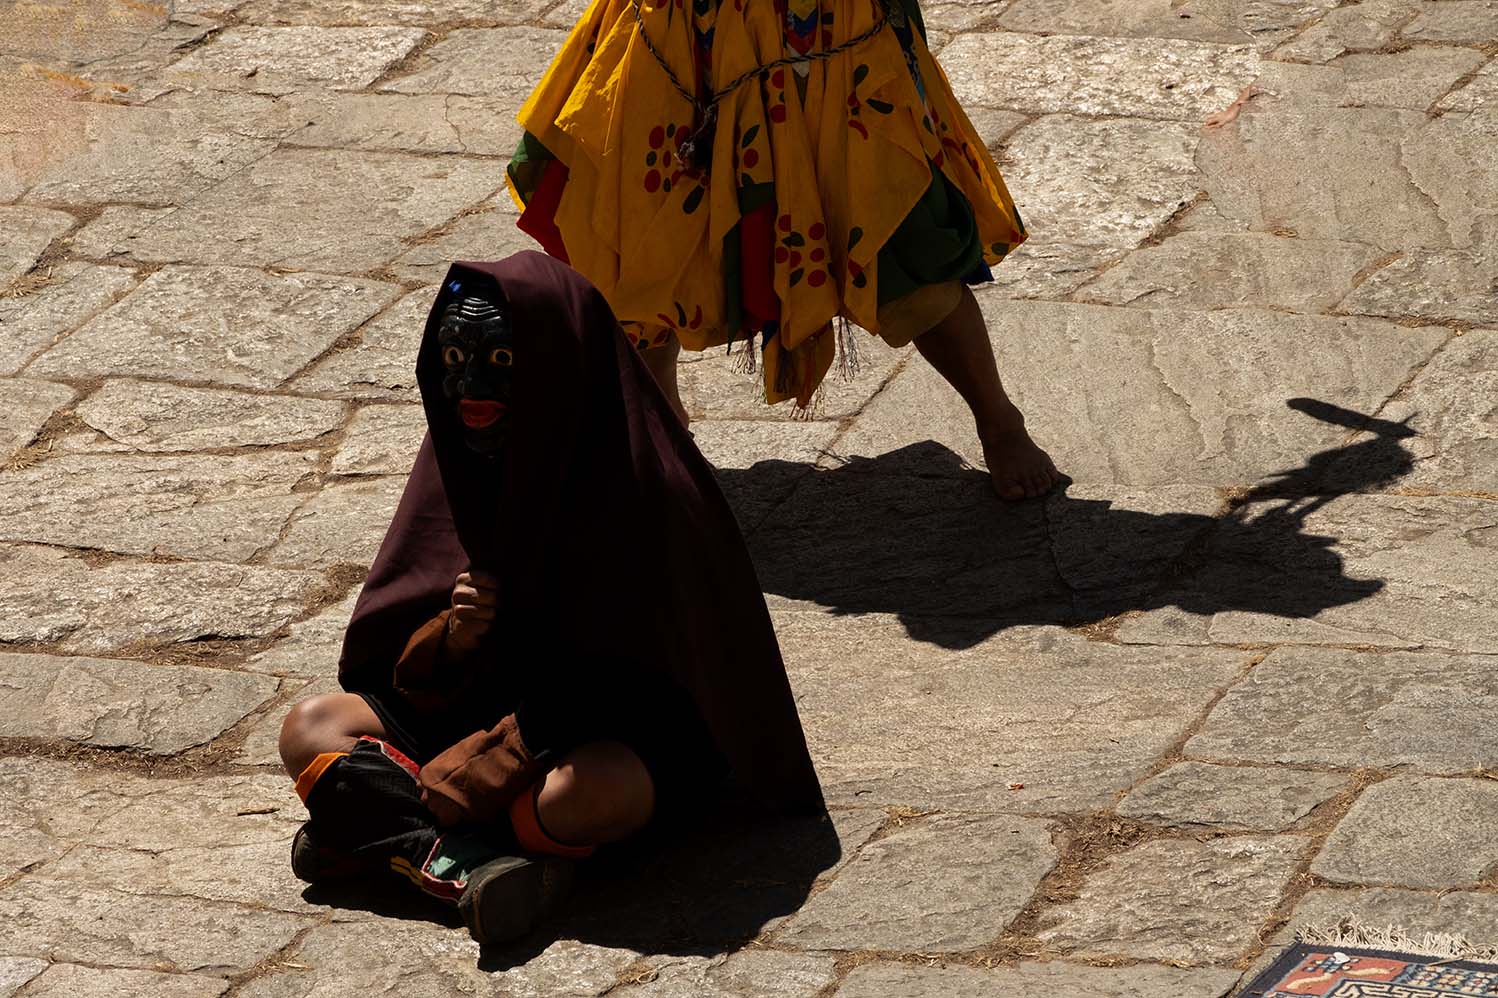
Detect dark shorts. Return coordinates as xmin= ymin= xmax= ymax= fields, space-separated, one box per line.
xmin=356 ymin=667 xmax=726 ymax=816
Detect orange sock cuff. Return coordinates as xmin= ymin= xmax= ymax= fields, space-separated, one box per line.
xmin=508 ymin=786 xmax=597 ymax=860
xmin=293 ymin=751 xmax=348 ymax=804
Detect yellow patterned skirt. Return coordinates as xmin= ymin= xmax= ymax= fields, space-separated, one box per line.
xmin=508 ymin=0 xmax=1026 ymax=407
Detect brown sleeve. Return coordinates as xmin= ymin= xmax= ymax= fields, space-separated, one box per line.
xmin=418 ymin=713 xmax=547 ymax=825
xmin=391 ymin=610 xmax=454 ymax=710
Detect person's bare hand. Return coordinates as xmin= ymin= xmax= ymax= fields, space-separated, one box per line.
xmin=446 ymin=570 xmax=497 ymax=658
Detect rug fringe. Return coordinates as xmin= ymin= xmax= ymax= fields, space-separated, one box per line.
xmin=1298 ymin=917 xmax=1498 ymax=962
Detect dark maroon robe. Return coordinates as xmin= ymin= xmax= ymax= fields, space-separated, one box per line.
xmin=337 ymin=252 xmax=823 ymax=816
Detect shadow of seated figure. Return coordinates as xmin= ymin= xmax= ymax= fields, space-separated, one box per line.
xmin=300 ymin=797 xmax=844 ymax=969
xmin=717 ymin=398 xmax=1416 ymax=649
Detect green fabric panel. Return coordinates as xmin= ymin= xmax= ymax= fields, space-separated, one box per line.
xmin=507 ymin=132 xmax=556 ymax=205
xmin=874 ymin=168 xmax=983 ymax=307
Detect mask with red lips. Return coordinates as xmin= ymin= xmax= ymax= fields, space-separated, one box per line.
xmin=437 ymin=295 xmax=515 ymax=454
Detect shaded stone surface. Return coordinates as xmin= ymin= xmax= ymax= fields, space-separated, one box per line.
xmin=1038 ymin=836 xmax=1309 ymax=962
xmin=0 ymin=652 xmax=279 ymax=752
xmin=166 ymin=26 xmax=427 ymax=93
xmin=560 ymin=807 xmax=882 ymax=949
xmin=1119 ymin=762 xmax=1346 ymax=831
xmin=694 ymin=420 xmax=841 ymax=532
xmin=1046 ymin=484 xmax=1225 ymax=612
xmin=18 ymin=965 xmax=228 ymax=998
xmin=240 ymin=0 xmax=553 ymax=25
xmin=0 ymin=451 xmax=316 ymax=560
xmin=0 ymin=544 xmax=322 ymax=652
xmin=1077 ymin=232 xmax=1383 ymax=312
xmin=778 ymin=812 xmax=1057 ymax=951
xmin=120 ymin=150 xmax=500 ymax=273
xmin=1189 ymin=648 xmax=1498 ymax=770
xmin=330 ymin=404 xmax=425 ymax=475
xmin=284 ymin=93 xmax=521 ymax=156
xmin=749 ymin=467 xmax=1064 ymax=614
xmin=0 ymin=878 xmax=307 ymax=973
xmin=1313 ymin=777 xmax=1498 ymax=889
xmin=0 ymin=205 xmax=72 ymax=290
xmin=612 ymin=952 xmax=837 ymax=998
xmin=997 ymin=0 xmax=1334 ymax=47
xmin=836 ymin=299 xmax=1445 ymax=488
xmin=776 ymin=612 xmax=1248 ymax=812
xmin=1161 ymin=495 xmax=1498 ymax=654
xmin=268 ymin=475 xmax=406 ymax=568
xmin=19 ymin=103 xmax=277 ymax=205
xmin=0 ymin=263 xmax=138 ymax=375
xmin=29 ymin=266 xmax=399 ymax=389
xmin=77 ymin=380 xmax=347 ymax=451
xmin=0 ymin=378 xmax=73 ymax=462
xmin=383 ymin=27 xmax=569 ymax=98
xmin=289 ymin=286 xmax=433 ymax=401
xmin=747 ymin=469 xmax=1222 ymax=628
xmin=943 ymin=33 xmax=1258 ymax=120
xmin=839 ymin=961 xmax=1243 ymax=998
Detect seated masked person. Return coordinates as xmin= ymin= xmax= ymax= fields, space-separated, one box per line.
xmin=277 ymin=253 xmax=824 ymax=944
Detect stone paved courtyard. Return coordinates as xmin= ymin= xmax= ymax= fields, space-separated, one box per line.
xmin=2 ymin=0 xmax=1497 ymax=994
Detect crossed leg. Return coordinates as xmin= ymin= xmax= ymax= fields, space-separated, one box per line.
xmin=279 ymin=693 xmax=654 ymax=845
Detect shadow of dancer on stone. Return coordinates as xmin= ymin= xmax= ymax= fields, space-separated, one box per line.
xmin=719 ymin=397 xmax=1416 ymax=649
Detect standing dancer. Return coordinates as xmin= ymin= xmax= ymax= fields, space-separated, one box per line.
xmin=507 ymin=0 xmax=1060 ymax=499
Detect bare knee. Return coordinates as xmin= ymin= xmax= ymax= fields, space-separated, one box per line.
xmin=277 ymin=692 xmax=382 ymax=779
xmin=537 ymin=741 xmax=655 ymax=844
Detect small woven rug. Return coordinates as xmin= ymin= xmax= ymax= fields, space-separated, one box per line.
xmin=1241 ymin=921 xmax=1498 ymax=996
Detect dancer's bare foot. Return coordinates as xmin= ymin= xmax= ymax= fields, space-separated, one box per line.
xmin=911 ymin=286 xmax=1062 ymax=500
xmin=980 ymin=402 xmax=1060 ymax=501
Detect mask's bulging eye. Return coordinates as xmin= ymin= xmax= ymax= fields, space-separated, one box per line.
xmin=489 ymin=347 xmax=514 ymax=367
xmin=442 ymin=345 xmax=466 ymax=368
